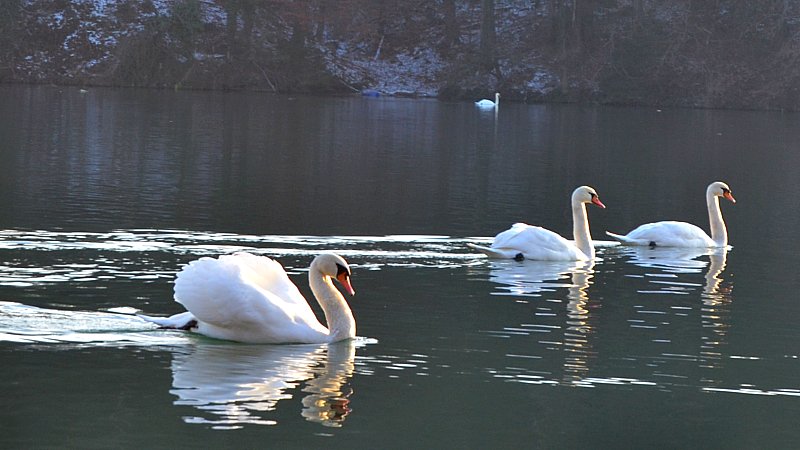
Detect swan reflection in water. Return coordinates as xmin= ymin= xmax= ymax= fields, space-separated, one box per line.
xmin=619 ymin=246 xmax=723 ymax=274
xmin=617 ymin=246 xmax=733 ymax=374
xmin=618 ymin=245 xmax=731 ymax=298
xmin=170 ymin=339 xmax=358 ymax=429
xmin=483 ymin=259 xmax=598 ymax=383
xmin=563 ymin=262 xmax=596 ymax=382
xmin=0 ymin=302 xmax=360 ymax=428
xmin=699 ymin=249 xmax=732 ymax=370
xmin=485 ymin=259 xmax=591 ymax=297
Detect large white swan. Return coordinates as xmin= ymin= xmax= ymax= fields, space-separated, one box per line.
xmin=606 ymin=181 xmax=735 ymax=247
xmin=468 ymin=186 xmax=606 ymax=261
xmin=139 ymin=252 xmax=356 ymax=344
xmin=475 ymin=92 xmax=500 ymax=108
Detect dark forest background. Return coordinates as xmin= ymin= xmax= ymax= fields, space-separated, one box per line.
xmin=2 ymin=0 xmax=800 ymax=110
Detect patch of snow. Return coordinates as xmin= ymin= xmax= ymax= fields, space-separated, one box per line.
xmin=193 ymin=52 xmax=226 ymax=61
xmin=150 ymin=0 xmax=172 ymax=16
xmin=325 ymin=45 xmax=444 ymax=97
xmin=527 ymin=69 xmax=558 ymax=94
xmin=42 ymin=12 xmax=65 ymax=29
xmin=84 ymin=0 xmax=111 ymax=16
xmin=201 ymin=2 xmax=227 ymax=25
xmin=652 ymin=3 xmax=689 ymax=24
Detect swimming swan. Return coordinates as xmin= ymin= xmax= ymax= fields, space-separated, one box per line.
xmin=139 ymin=253 xmax=356 ymax=344
xmin=606 ymin=181 xmax=735 ymax=248
xmin=468 ymin=186 xmax=606 ymax=261
xmin=475 ymin=92 xmax=500 ymax=108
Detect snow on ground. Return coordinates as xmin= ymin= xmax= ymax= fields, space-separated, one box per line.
xmin=325 ymin=45 xmax=445 ymax=97
xmin=17 ymin=0 xmax=558 ymax=98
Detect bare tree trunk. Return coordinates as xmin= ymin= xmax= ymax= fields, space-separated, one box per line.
xmin=633 ymin=0 xmax=644 ymax=23
xmin=443 ymin=0 xmax=458 ymax=52
xmin=479 ymin=0 xmax=496 ymax=69
xmin=551 ymin=1 xmax=570 ymax=93
xmin=241 ymin=1 xmax=254 ymax=57
xmin=223 ymin=1 xmax=239 ymax=60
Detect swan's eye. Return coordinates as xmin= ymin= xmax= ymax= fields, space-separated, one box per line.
xmin=722 ymin=188 xmax=731 ymax=194
xmin=336 ymin=263 xmax=350 ymax=277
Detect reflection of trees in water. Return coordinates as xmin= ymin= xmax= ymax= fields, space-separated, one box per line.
xmin=170 ymin=340 xmax=356 ymax=429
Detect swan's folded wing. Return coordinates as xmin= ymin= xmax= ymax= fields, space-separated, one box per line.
xmin=623 ymin=221 xmax=714 ymax=247
xmin=173 ymin=254 xmax=324 ymax=332
xmin=219 ymin=253 xmax=311 ymax=308
xmin=491 ymin=223 xmax=584 ymax=261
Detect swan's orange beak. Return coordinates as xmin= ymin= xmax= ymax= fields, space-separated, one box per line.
xmin=592 ymin=197 xmax=606 ymax=208
xmin=336 ymin=273 xmax=355 ymax=296
xmin=723 ymin=191 xmax=736 ymax=203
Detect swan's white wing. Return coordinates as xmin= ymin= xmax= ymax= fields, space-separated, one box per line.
xmin=609 ymin=221 xmax=715 ymax=247
xmin=173 ymin=253 xmax=329 ymax=342
xmin=490 ymin=223 xmax=587 ymax=261
xmin=218 ymin=253 xmax=310 ymax=308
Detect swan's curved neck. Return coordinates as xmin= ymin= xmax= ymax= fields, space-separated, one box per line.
xmin=572 ymin=201 xmax=594 ymax=259
xmin=309 ymin=272 xmax=356 ymax=342
xmin=707 ymin=193 xmax=727 ymax=247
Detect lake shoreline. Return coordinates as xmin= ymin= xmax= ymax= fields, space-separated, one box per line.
xmin=6 ymin=2 xmax=800 ymax=112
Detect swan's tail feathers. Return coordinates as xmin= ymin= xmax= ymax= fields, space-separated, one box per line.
xmin=605 ymin=231 xmax=640 ymax=245
xmin=467 ymin=243 xmax=510 ymax=259
xmin=138 ymin=311 xmax=197 ymax=330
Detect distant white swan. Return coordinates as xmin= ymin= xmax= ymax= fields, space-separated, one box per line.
xmin=475 ymin=92 xmax=500 ymax=108
xmin=468 ymin=186 xmax=606 ymax=261
xmin=606 ymin=181 xmax=735 ymax=247
xmin=139 ymin=253 xmax=356 ymax=344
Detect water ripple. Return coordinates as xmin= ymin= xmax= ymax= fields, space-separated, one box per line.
xmin=0 ymin=301 xmax=188 ymax=346
xmin=0 ymin=228 xmax=487 ymax=271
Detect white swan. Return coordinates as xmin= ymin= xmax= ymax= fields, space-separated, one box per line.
xmin=475 ymin=92 xmax=500 ymax=108
xmin=468 ymin=186 xmax=606 ymax=261
xmin=139 ymin=252 xmax=356 ymax=344
xmin=606 ymin=181 xmax=735 ymax=248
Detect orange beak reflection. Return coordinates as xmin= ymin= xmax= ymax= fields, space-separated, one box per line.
xmin=336 ymin=273 xmax=355 ymax=296
xmin=723 ymin=191 xmax=736 ymax=204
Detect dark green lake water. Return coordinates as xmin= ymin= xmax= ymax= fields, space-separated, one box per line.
xmin=1 ymin=86 xmax=798 ymax=448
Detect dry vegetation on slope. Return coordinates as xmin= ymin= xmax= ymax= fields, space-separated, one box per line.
xmin=3 ymin=0 xmax=800 ymax=110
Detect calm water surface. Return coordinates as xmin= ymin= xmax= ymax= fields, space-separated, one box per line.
xmin=1 ymin=86 xmax=799 ymax=448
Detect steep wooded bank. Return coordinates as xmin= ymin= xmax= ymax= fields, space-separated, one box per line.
xmin=2 ymin=1 xmax=800 ymax=110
